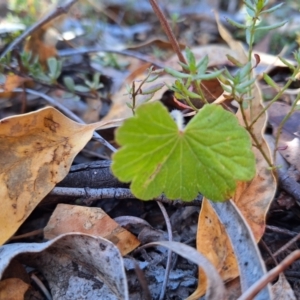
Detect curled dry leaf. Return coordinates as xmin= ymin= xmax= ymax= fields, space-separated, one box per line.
xmin=44 ymin=204 xmax=140 ymax=255
xmin=190 ymin=16 xmax=276 ymax=299
xmin=210 ymin=200 xmax=271 ymax=299
xmin=0 ymin=107 xmax=105 ymax=245
xmin=0 ymin=233 xmax=129 ymax=300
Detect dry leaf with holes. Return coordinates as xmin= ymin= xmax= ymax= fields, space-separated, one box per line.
xmin=44 ymin=204 xmax=140 ymax=255
xmin=0 ymin=107 xmax=109 ymax=245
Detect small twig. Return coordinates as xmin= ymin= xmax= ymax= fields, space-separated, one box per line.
xmin=0 ymin=0 xmax=79 ymax=59
xmin=266 ymin=225 xmax=298 ymax=237
xmin=9 ymin=229 xmax=44 ymax=241
xmin=149 ymin=0 xmax=186 ymax=65
xmin=278 ymin=169 xmax=300 ymax=204
xmin=59 ymin=47 xmax=166 ymax=68
xmin=31 ymin=273 xmax=52 ymax=300
xmin=11 ymin=88 xmax=117 ymax=153
xmin=260 ymin=239 xmax=278 ymax=265
xmin=81 ymin=149 xmax=110 ymax=160
xmin=134 ymin=260 xmax=152 ymax=300
xmin=156 ymin=201 xmax=173 ymax=300
xmin=50 ymin=187 xmax=202 ymax=206
xmin=238 ymin=95 xmax=273 ymax=168
xmin=265 ymin=232 xmax=300 ymax=265
xmin=238 ymin=250 xmax=300 ymax=300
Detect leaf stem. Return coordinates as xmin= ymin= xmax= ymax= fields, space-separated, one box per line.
xmin=238 ymin=96 xmax=273 ymax=168
xmin=184 ymin=96 xmax=199 ymax=111
xmin=249 ymin=66 xmax=300 ymax=128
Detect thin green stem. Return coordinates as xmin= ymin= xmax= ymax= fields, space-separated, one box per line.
xmin=184 ymin=96 xmax=199 ymax=111
xmin=249 ymin=66 xmax=300 ymax=128
xmin=247 ymin=18 xmax=258 ymax=63
xmin=238 ymin=96 xmax=273 ymax=168
xmin=195 ymin=80 xmax=208 ymax=104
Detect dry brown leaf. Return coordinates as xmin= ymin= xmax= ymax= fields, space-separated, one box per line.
xmin=44 ymin=204 xmax=140 ymax=255
xmin=83 ymin=96 xmax=102 ymax=123
xmin=272 ymin=274 xmax=296 ymax=300
xmin=189 ymin=16 xmax=276 ymax=299
xmin=0 ymin=278 xmax=29 ymax=300
xmin=0 ymin=75 xmax=31 ymax=99
xmin=191 ymin=199 xmax=238 ymax=298
xmin=0 ymin=107 xmax=105 ymax=245
xmin=24 ymin=28 xmax=57 ymax=69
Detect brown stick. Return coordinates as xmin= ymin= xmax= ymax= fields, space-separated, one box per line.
xmin=149 ymin=0 xmax=187 ymax=65
xmin=238 ymin=250 xmax=300 ymax=300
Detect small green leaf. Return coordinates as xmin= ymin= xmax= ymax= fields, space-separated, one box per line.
xmin=193 ymin=69 xmax=224 ymax=81
xmin=63 ymin=76 xmax=75 ymax=92
xmin=111 ymin=102 xmax=256 ymax=201
xmin=278 ymin=56 xmax=295 ymax=70
xmin=226 ymin=55 xmax=243 ymax=67
xmin=246 ymin=7 xmax=255 ymax=18
xmin=239 ymin=62 xmax=252 ymax=80
xmin=196 ymin=55 xmax=209 ymax=74
xmin=185 ymin=48 xmax=196 ymax=71
xmin=47 ymin=57 xmax=58 ymax=77
xmin=164 ymin=67 xmax=191 ymax=79
xmin=255 ymin=20 xmax=287 ymax=31
xmin=261 ymin=2 xmax=283 ymax=14
xmin=263 ymin=73 xmax=279 ymax=89
xmin=74 ymin=85 xmax=90 ymax=92
xmin=180 ymin=84 xmax=202 ymax=99
xmin=141 ymin=83 xmax=164 ymax=95
xmin=235 ymin=78 xmax=256 ymax=93
xmin=226 ymin=18 xmax=248 ymax=29
xmin=220 ymin=82 xmax=233 ymax=93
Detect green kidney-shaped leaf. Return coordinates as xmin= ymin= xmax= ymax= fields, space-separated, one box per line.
xmin=111 ymin=102 xmax=255 ymax=201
